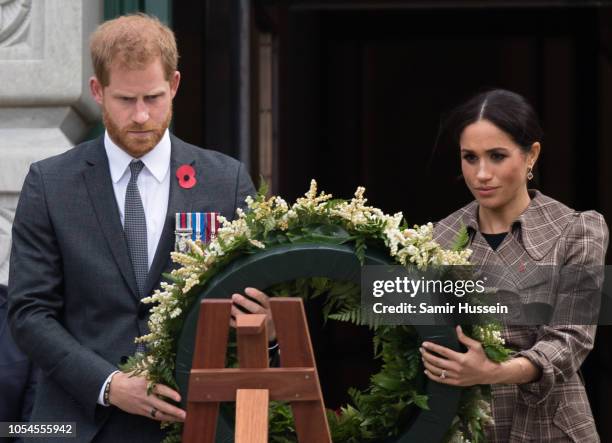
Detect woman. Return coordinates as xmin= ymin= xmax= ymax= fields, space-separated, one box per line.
xmin=423 ymin=89 xmax=609 ymax=442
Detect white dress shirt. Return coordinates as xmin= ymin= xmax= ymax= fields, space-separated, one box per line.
xmin=98 ymin=129 xmax=171 ymax=405
xmin=104 ymin=130 xmax=171 ymax=269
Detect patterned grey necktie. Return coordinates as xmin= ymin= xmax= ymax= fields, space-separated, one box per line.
xmin=124 ymin=160 xmax=148 ymax=297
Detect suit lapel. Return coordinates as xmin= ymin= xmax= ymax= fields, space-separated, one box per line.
xmin=143 ymin=138 xmax=202 ymax=298
xmin=82 ymin=138 xmax=139 ymax=300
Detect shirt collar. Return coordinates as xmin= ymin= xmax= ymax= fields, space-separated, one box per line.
xmin=104 ymin=129 xmax=171 ymax=184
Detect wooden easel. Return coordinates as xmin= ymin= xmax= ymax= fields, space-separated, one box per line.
xmin=182 ymin=297 xmax=332 ymax=443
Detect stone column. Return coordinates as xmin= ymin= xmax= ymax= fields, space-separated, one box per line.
xmin=0 ymin=0 xmax=103 ymax=284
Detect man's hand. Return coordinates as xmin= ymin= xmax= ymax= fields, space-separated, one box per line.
xmin=231 ymin=287 xmax=276 ymax=341
xmin=109 ymin=372 xmax=186 ymax=422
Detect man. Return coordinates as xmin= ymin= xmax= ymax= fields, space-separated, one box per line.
xmin=1 ymin=218 xmax=38 ymax=441
xmin=0 ymin=283 xmax=38 ymax=441
xmin=8 ymin=14 xmax=273 ymax=442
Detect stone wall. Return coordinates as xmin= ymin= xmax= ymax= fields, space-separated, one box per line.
xmin=0 ymin=0 xmax=103 ymax=284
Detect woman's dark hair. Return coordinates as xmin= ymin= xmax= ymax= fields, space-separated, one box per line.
xmin=446 ymin=89 xmax=543 ymax=152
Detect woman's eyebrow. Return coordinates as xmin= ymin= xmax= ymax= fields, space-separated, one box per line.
xmin=460 ymin=147 xmax=510 ymax=153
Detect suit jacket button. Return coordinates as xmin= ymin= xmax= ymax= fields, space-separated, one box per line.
xmin=120 ymin=355 xmax=128 ymax=364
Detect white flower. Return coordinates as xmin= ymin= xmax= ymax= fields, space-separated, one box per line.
xmin=183 ymin=273 xmax=200 ymax=294
xmin=170 ymin=307 xmax=182 ymax=318
xmin=189 ymin=239 xmax=204 ymax=256
xmin=171 ymin=251 xmax=201 ymax=267
xmin=249 ymin=239 xmax=266 ymax=249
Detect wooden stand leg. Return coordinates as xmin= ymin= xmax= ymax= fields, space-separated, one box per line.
xmin=182 ymin=300 xmax=232 ymax=443
xmin=270 ymin=298 xmax=332 ymax=443
xmin=237 ymin=314 xmax=269 ymax=369
xmin=236 ymin=389 xmax=269 ymax=443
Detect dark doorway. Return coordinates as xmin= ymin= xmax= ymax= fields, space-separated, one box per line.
xmin=266 ymin=6 xmax=609 ymax=223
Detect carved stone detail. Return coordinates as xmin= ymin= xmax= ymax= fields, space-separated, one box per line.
xmin=0 ymin=0 xmax=31 ymax=48
xmin=0 ymin=1 xmax=104 ymax=285
xmin=0 ymin=206 xmax=14 ymax=286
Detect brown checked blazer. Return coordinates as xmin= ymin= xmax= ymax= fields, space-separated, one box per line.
xmin=434 ymin=190 xmax=608 ymax=443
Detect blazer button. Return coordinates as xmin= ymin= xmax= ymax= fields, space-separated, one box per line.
xmin=138 ymin=303 xmax=148 ymax=320
xmin=120 ymin=355 xmax=128 ymax=364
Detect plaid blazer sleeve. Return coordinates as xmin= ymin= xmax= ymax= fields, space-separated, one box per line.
xmin=516 ymin=210 xmax=609 ymax=405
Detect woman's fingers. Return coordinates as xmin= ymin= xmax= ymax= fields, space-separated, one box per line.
xmin=455 ymin=325 xmax=481 ymax=349
xmin=420 ymin=347 xmax=460 ymax=373
xmin=422 ymin=359 xmax=455 ymax=379
xmin=424 ymin=368 xmax=458 ymax=385
xmin=420 ymin=340 xmax=463 ymax=362
xmin=420 ymin=329 xmax=488 ymax=388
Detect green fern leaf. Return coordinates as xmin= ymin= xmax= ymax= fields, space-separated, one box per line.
xmin=451 ymin=225 xmax=470 ymax=251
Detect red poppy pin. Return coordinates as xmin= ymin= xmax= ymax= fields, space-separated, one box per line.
xmin=176 ymin=164 xmax=197 ymax=189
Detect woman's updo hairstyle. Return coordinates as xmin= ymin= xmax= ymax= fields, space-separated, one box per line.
xmin=447 ymin=89 xmax=543 ymax=153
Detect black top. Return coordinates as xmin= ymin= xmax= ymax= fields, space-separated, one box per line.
xmin=481 ymin=232 xmax=508 ymax=251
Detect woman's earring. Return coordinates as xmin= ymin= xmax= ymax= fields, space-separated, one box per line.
xmin=527 ymin=167 xmax=534 ymax=181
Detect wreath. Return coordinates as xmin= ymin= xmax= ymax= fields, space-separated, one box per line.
xmin=123 ymin=180 xmax=512 ymax=443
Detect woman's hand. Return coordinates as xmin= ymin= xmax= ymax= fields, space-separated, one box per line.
xmin=421 ymin=325 xmax=500 ymax=386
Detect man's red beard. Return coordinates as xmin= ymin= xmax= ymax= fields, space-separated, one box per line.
xmin=103 ymin=105 xmax=172 ymax=158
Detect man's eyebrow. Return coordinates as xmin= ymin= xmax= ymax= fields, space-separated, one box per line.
xmin=111 ymin=89 xmax=166 ymax=97
xmin=110 ymin=91 xmax=134 ymax=97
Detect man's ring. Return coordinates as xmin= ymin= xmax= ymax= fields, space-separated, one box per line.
xmin=440 ymin=370 xmax=447 ymax=379
xmin=150 ymin=407 xmax=158 ymax=418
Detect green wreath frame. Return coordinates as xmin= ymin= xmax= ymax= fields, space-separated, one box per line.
xmin=175 ymin=242 xmax=462 ymax=442
xmin=125 ymin=181 xmax=510 ymax=443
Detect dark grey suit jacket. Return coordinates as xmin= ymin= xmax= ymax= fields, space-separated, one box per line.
xmin=8 ymin=135 xmax=255 ymax=442
xmin=0 ymin=283 xmax=38 ymax=443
